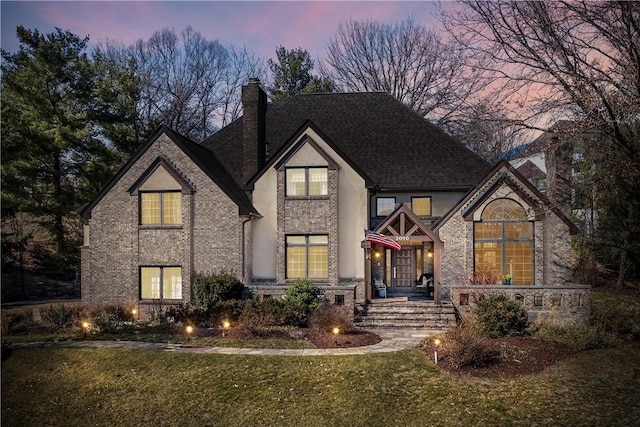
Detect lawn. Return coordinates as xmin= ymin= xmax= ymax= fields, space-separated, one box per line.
xmin=2 ymin=343 xmax=640 ymax=426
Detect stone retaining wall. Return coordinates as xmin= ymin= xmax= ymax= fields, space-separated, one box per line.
xmin=449 ymin=283 xmax=590 ymax=323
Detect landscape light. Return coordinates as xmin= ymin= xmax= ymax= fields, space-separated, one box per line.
xmin=82 ymin=321 xmax=90 ymax=339
xmin=222 ymin=320 xmax=230 ymax=337
xmin=434 ymin=338 xmax=441 ymax=365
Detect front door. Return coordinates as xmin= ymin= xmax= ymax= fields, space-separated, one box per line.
xmin=393 ymin=248 xmax=414 ymax=294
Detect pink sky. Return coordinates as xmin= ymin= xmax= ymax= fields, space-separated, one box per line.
xmin=1 ymin=1 xmax=444 ymax=61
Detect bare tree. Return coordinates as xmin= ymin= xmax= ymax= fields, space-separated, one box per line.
xmin=442 ymin=1 xmax=640 ymax=165
xmin=443 ymin=1 xmax=640 ymax=285
xmin=322 ymin=18 xmax=485 ymax=129
xmin=99 ymin=27 xmax=266 ymax=141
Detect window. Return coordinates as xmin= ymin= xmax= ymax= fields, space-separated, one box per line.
xmin=474 ymin=199 xmax=534 ymax=285
xmin=411 ymin=197 xmax=432 ymax=216
xmin=286 ymin=235 xmax=328 ymax=279
xmin=376 ymin=197 xmax=395 ymax=216
xmin=140 ymin=267 xmax=182 ymax=300
xmin=140 ymin=192 xmax=181 ymax=225
xmin=285 ymin=167 xmax=328 ymax=196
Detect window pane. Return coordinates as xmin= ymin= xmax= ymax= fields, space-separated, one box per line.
xmin=506 ymin=242 xmax=534 ymax=285
xmin=308 ymin=168 xmax=328 ymax=195
xmin=412 ymin=197 xmax=431 ymax=216
xmin=163 ymin=267 xmax=182 ymax=299
xmin=474 ymin=242 xmax=502 ymax=284
xmin=141 ymin=267 xmax=161 ymax=299
xmin=287 ymin=246 xmax=306 ymax=278
xmin=377 ymin=198 xmax=395 ymax=216
xmin=308 ymin=245 xmax=328 ymax=278
xmin=505 ymin=222 xmax=533 ymax=239
xmin=141 ymin=193 xmax=160 ymax=225
xmin=162 ymin=193 xmax=181 ymax=224
xmin=474 ymin=222 xmax=502 ymax=239
xmin=286 ymin=235 xmax=306 ymax=245
xmin=308 ymin=235 xmax=328 ymax=244
xmin=286 ymin=169 xmax=306 ymax=196
xmin=481 ymin=199 xmax=527 ymax=220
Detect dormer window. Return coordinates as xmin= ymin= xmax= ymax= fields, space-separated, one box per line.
xmin=285 ymin=167 xmax=328 ymax=197
xmin=140 ymin=191 xmax=182 ymax=225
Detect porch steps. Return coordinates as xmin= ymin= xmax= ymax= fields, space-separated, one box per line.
xmin=355 ymin=298 xmax=457 ymax=330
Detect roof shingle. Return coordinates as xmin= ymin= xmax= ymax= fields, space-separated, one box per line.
xmin=202 ymin=92 xmax=490 ymax=190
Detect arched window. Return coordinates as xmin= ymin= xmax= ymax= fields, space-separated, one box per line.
xmin=474 ymin=199 xmax=534 ymax=285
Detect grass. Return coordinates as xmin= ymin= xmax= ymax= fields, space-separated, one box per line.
xmin=3 ymin=289 xmax=640 ymax=426
xmin=2 ymin=344 xmax=640 ymax=426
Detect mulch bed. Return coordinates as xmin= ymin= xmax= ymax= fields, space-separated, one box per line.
xmin=421 ymin=336 xmax=575 ymax=377
xmin=188 ymin=325 xmax=382 ymax=349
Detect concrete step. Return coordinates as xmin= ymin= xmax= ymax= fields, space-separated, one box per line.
xmin=355 ymin=300 xmax=457 ymax=329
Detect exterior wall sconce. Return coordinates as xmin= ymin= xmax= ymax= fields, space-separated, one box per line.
xmin=374 ymin=251 xmax=381 ymax=259
xmin=427 ymin=250 xmax=433 ymax=259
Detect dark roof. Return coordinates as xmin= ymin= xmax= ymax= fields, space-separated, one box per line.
xmin=432 ymin=160 xmax=578 ymax=234
xmin=517 ymin=160 xmax=546 ymax=181
xmin=79 ymin=126 xmax=258 ymax=220
xmin=202 ymin=92 xmax=490 ymax=190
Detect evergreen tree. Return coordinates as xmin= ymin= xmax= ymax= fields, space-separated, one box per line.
xmin=268 ymin=46 xmax=334 ymax=101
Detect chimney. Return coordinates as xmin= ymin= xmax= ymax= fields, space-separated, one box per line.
xmin=242 ymin=77 xmax=267 ymax=184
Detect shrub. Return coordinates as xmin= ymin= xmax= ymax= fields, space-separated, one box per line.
xmin=40 ymin=304 xmax=83 ymax=329
xmin=532 ymin=307 xmax=629 ymax=351
xmin=163 ymin=303 xmax=207 ymax=326
xmin=239 ymin=301 xmax=271 ymax=331
xmin=308 ymin=302 xmax=354 ymax=334
xmin=443 ymin=317 xmax=497 ymax=369
xmin=1 ymin=308 xmax=37 ymax=335
xmin=210 ymin=300 xmax=246 ymax=326
xmin=474 ymin=295 xmax=528 ymax=338
xmin=533 ymin=315 xmax=620 ymax=351
xmin=193 ymin=273 xmax=244 ymax=314
xmin=84 ymin=303 xmax=136 ymax=333
xmin=283 ymin=279 xmax=324 ymax=327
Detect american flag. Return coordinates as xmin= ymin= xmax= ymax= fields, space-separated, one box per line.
xmin=364 ymin=229 xmax=401 ymax=251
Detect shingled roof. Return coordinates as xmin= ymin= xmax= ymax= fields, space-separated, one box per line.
xmin=201 ymin=91 xmax=490 ymax=190
xmin=79 ymin=126 xmax=258 ymax=220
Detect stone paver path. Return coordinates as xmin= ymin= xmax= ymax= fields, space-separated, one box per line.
xmin=7 ymin=329 xmax=441 ymax=356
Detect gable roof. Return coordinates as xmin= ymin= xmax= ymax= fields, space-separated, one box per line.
xmin=374 ymin=202 xmax=443 ymax=248
xmin=79 ymin=126 xmax=258 ymax=221
xmin=432 ymin=160 xmax=578 ymax=234
xmin=202 ymin=92 xmax=490 ymax=190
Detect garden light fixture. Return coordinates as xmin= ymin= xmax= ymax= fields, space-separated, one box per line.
xmin=434 ymin=338 xmax=441 ymax=364
xmin=222 ymin=320 xmax=231 ymax=337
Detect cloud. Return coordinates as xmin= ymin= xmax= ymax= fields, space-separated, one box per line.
xmin=1 ymin=1 xmax=442 ymax=60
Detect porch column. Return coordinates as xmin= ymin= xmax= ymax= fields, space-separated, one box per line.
xmin=362 ymin=242 xmax=372 ymax=301
xmin=433 ymin=244 xmax=442 ymax=304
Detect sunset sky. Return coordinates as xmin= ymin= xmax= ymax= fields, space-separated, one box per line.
xmin=1 ymin=1 xmax=444 ymax=61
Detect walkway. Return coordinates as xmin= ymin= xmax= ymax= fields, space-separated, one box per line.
xmin=7 ymin=329 xmax=439 ymax=356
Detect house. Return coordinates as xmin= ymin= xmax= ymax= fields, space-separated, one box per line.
xmin=79 ymin=79 xmax=589 ymax=323
xmin=511 ymin=121 xmax=598 ymax=235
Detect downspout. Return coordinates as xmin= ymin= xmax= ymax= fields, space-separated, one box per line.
xmin=241 ymin=214 xmax=252 ymax=285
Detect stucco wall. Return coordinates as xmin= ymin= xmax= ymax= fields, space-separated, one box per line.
xmin=251 ymin=128 xmax=368 ymax=301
